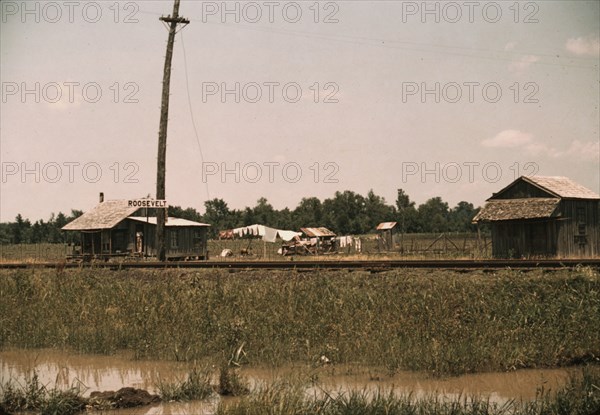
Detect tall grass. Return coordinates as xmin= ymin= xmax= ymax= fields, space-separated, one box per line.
xmin=156 ymin=367 xmax=214 ymax=401
xmin=0 ymin=267 xmax=598 ymax=375
xmin=0 ymin=371 xmax=86 ymax=415
xmin=218 ymin=362 xmax=250 ymax=396
xmin=216 ymin=367 xmax=600 ymax=415
xmin=0 ymin=243 xmax=69 ymax=263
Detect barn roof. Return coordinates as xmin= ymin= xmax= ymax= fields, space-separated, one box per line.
xmin=473 ymin=198 xmax=560 ymax=222
xmin=376 ymin=222 xmax=397 ymax=230
xmin=300 ymin=227 xmax=336 ymax=237
xmin=62 ymin=200 xmax=138 ymax=231
xmin=491 ymin=176 xmax=600 ymax=200
xmin=526 ymin=176 xmax=600 ymax=199
xmin=128 ymin=217 xmax=210 ymax=227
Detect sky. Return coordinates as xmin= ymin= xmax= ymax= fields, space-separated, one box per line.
xmin=1 ymin=0 xmax=599 ymax=221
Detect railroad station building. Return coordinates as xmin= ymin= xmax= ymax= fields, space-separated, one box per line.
xmin=62 ymin=197 xmax=210 ymax=260
xmin=473 ymin=176 xmax=600 ymax=258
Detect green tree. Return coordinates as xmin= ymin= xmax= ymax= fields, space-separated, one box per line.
xmin=70 ymin=209 xmax=83 ymax=219
xmin=417 ymin=197 xmax=450 ymax=233
xmin=449 ymin=201 xmax=478 ymax=232
xmin=292 ymin=197 xmax=323 ymax=229
xmin=322 ymin=191 xmax=368 ymax=234
xmin=396 ymin=189 xmax=418 ymax=233
xmin=365 ymin=190 xmax=395 ymax=231
xmin=168 ymin=205 xmax=202 ymax=222
xmin=202 ymin=198 xmax=233 ymax=237
xmin=11 ymin=214 xmax=31 ymax=244
xmin=251 ymin=197 xmax=276 ymax=225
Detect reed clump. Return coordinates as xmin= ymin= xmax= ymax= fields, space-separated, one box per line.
xmin=0 ymin=371 xmax=86 ymax=415
xmin=1 ymin=267 xmax=598 ymax=375
xmin=156 ymin=366 xmax=214 ymax=401
xmin=218 ymin=362 xmax=250 ymax=396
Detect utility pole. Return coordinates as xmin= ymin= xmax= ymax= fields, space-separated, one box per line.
xmin=156 ymin=0 xmax=189 ymax=261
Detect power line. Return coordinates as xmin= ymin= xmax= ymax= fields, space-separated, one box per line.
xmin=137 ymin=6 xmax=597 ymax=70
xmin=180 ymin=31 xmax=211 ymax=201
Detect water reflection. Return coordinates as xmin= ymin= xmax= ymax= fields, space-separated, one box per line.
xmin=0 ymin=349 xmax=572 ymax=415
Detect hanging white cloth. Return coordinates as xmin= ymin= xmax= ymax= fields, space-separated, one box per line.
xmin=338 ymin=235 xmax=353 ymax=248
xmin=278 ymin=230 xmax=302 ymax=242
xmin=354 ymin=237 xmax=362 ymax=252
xmin=262 ymin=226 xmax=278 ymax=243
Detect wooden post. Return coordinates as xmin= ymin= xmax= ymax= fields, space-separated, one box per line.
xmin=156 ymin=0 xmax=189 ymax=261
xmin=477 ymin=223 xmax=481 ymax=257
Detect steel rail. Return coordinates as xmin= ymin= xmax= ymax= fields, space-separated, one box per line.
xmin=0 ymin=259 xmax=598 ymax=270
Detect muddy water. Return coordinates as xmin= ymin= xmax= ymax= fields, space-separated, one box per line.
xmin=0 ymin=349 xmax=572 ymax=415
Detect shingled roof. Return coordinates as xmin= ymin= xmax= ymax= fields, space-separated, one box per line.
xmin=513 ymin=176 xmax=599 ymax=199
xmin=62 ymin=200 xmax=138 ymax=231
xmin=473 ymin=198 xmax=560 ymax=222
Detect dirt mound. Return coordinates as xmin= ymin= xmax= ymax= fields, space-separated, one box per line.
xmin=89 ymin=387 xmax=161 ymax=408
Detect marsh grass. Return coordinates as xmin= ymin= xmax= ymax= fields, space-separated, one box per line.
xmin=0 ymin=371 xmax=86 ymax=415
xmin=216 ymin=367 xmax=600 ymax=415
xmin=218 ymin=362 xmax=250 ymax=396
xmin=156 ymin=367 xmax=213 ymax=401
xmin=1 ymin=267 xmax=599 ymax=376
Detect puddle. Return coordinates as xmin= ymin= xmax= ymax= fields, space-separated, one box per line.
xmin=0 ymin=349 xmax=572 ymax=414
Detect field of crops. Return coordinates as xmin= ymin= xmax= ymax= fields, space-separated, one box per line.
xmin=1 ymin=267 xmax=598 ymax=377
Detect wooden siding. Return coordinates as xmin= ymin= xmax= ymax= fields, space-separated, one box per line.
xmin=77 ymin=219 xmax=209 ymax=259
xmin=491 ymin=219 xmax=558 ymax=258
xmin=555 ymin=200 xmax=600 ymax=257
xmin=490 ymin=200 xmax=599 ymax=258
xmin=491 ymin=180 xmax=555 ymax=199
xmin=131 ymin=222 xmax=208 ymax=259
xmin=377 ymin=229 xmax=396 ymax=250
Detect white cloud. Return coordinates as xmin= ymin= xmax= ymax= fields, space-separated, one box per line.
xmin=525 ymin=140 xmax=599 ymax=161
xmin=524 ymin=142 xmax=562 ymax=158
xmin=508 ymin=55 xmax=539 ymax=73
xmin=564 ymin=139 xmax=600 ymax=161
xmin=482 ymin=132 xmax=599 ymax=162
xmin=566 ymin=35 xmax=600 ymax=56
xmin=482 ymin=130 xmax=533 ymax=148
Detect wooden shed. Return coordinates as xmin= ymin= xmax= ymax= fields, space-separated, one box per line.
xmin=473 ymin=176 xmax=600 ymax=258
xmin=376 ymin=222 xmax=398 ymax=251
xmin=299 ymin=227 xmax=337 ymax=254
xmin=62 ymin=200 xmax=210 ymax=260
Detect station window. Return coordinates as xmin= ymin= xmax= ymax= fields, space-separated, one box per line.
xmin=170 ymin=232 xmax=178 ymax=249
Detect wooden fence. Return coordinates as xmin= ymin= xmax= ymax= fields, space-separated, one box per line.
xmin=0 ymin=233 xmax=492 ymax=263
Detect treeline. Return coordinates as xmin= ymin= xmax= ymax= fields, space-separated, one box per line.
xmin=170 ymin=189 xmax=480 ymax=238
xmin=0 ymin=189 xmax=480 ymax=243
xmin=0 ymin=211 xmax=83 ymax=244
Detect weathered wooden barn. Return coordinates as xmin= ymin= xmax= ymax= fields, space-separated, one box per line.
xmin=473 ymin=176 xmax=600 ymax=258
xmin=62 ymin=199 xmax=210 ymax=260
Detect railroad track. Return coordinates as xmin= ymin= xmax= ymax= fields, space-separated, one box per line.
xmin=0 ymin=259 xmax=599 ymax=270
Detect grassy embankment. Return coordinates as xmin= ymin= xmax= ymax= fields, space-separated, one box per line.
xmin=0 ymin=267 xmax=598 ymax=375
